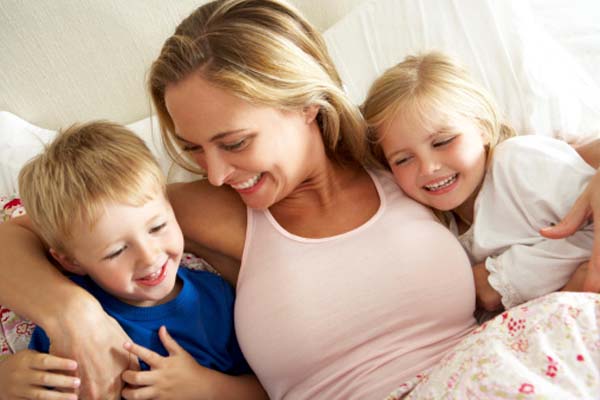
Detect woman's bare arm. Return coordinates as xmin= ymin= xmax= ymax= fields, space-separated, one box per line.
xmin=0 ymin=216 xmax=134 ymax=399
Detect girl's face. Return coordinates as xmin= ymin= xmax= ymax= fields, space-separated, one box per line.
xmin=379 ymin=105 xmax=488 ymax=213
xmin=164 ymin=73 xmax=319 ymax=210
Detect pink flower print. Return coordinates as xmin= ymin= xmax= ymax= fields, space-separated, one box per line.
xmin=507 ymin=317 xmax=526 ymax=336
xmin=15 ymin=321 xmax=35 ymax=336
xmin=545 ymin=355 xmax=558 ymax=378
xmin=500 ymin=312 xmax=509 ymax=324
xmin=577 ymin=354 xmax=585 ymax=362
xmin=519 ymin=383 xmax=535 ymax=394
xmin=2 ymin=198 xmax=21 ymax=211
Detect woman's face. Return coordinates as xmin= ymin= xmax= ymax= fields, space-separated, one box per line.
xmin=379 ymin=105 xmax=488 ymax=213
xmin=165 ymin=73 xmax=319 ymax=210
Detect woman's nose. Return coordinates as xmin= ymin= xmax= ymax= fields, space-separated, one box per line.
xmin=205 ymin=150 xmax=234 ymax=187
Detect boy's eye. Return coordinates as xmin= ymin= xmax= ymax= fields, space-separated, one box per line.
xmin=150 ymin=222 xmax=167 ymax=234
xmin=105 ymin=247 xmax=125 ymax=260
xmin=221 ymin=138 xmax=248 ymax=151
xmin=433 ymin=136 xmax=456 ymax=147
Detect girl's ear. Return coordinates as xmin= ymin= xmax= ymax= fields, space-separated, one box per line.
xmin=303 ymin=105 xmax=320 ymax=124
xmin=49 ymin=248 xmax=86 ymax=275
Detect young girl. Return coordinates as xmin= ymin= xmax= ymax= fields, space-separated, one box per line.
xmin=362 ymin=52 xmax=597 ymax=312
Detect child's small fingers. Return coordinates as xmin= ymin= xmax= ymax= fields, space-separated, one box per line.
xmin=31 ymin=353 xmax=78 ymax=371
xmin=25 ymin=387 xmax=78 ymax=400
xmin=121 ymin=383 xmax=158 ymax=400
xmin=29 ymin=371 xmax=81 ymax=390
xmin=123 ymin=341 xmax=163 ymax=367
xmin=158 ymin=325 xmax=184 ymax=355
xmin=122 ymin=369 xmax=157 ymax=387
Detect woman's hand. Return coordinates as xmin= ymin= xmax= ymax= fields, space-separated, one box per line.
xmin=0 ymin=349 xmax=79 ymax=400
xmin=121 ymin=326 xmax=211 ymax=400
xmin=540 ymin=169 xmax=600 ymax=292
xmin=47 ymin=299 xmax=138 ymax=399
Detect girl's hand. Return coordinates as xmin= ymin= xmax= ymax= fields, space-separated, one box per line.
xmin=48 ymin=299 xmax=138 ymax=399
xmin=121 ymin=326 xmax=213 ymax=400
xmin=540 ymin=170 xmax=600 ymax=292
xmin=0 ymin=349 xmax=79 ymax=400
xmin=472 ymin=263 xmax=502 ymax=311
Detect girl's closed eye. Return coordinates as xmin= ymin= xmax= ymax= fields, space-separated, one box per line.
xmin=432 ymin=136 xmax=456 ymax=148
xmin=393 ymin=154 xmax=413 ymax=166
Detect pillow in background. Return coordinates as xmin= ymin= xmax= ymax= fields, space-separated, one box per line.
xmin=0 ymin=111 xmax=197 ymax=195
xmin=323 ymin=0 xmax=600 ymax=144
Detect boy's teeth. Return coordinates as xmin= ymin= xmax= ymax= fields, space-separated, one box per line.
xmin=425 ymin=174 xmax=457 ymax=191
xmin=232 ymin=173 xmax=262 ymax=190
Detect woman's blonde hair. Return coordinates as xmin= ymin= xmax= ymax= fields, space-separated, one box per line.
xmin=149 ymin=0 xmax=371 ymax=174
xmin=362 ymin=52 xmax=516 ymax=167
xmin=18 ymin=121 xmax=165 ymax=253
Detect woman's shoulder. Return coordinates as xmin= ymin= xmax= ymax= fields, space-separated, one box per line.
xmin=167 ymin=180 xmax=246 ymax=260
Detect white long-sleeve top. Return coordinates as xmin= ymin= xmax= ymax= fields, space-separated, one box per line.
xmin=455 ymin=135 xmax=596 ymax=309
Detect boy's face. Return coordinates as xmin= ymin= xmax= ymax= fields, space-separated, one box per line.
xmin=379 ymin=105 xmax=488 ymax=213
xmin=60 ymin=193 xmax=184 ymax=307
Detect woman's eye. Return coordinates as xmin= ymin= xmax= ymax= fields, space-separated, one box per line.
xmin=150 ymin=222 xmax=167 ymax=234
xmin=182 ymin=143 xmax=203 ymax=153
xmin=433 ymin=137 xmax=455 ymax=148
xmin=222 ymin=138 xmax=248 ymax=151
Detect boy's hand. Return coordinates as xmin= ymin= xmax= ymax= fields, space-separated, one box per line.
xmin=121 ymin=326 xmax=214 ymax=400
xmin=0 ymin=349 xmax=79 ymax=400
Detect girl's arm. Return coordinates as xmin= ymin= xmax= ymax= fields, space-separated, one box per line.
xmin=540 ymin=138 xmax=600 ymax=291
xmin=0 ymin=216 xmax=134 ymax=399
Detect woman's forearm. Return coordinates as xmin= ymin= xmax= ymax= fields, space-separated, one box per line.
xmin=0 ymin=216 xmax=94 ymax=334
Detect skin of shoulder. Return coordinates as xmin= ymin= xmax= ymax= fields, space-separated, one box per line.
xmin=167 ymin=179 xmax=246 ymax=264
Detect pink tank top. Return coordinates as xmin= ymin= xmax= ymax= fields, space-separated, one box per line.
xmin=235 ymin=169 xmax=476 ymax=399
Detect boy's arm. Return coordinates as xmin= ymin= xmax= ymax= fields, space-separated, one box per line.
xmin=0 ymin=216 xmax=134 ymax=399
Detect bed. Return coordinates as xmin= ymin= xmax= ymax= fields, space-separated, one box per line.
xmin=1 ymin=0 xmax=600 ymax=396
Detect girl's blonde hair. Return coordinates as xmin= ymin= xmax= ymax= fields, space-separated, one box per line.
xmin=149 ymin=0 xmax=371 ymax=174
xmin=362 ymin=52 xmax=516 ymax=167
xmin=18 ymin=121 xmax=165 ymax=253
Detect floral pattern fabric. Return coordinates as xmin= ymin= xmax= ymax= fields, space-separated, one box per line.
xmin=386 ymin=292 xmax=600 ymax=399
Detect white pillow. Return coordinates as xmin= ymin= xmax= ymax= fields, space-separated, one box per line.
xmin=0 ymin=111 xmax=197 ymax=195
xmin=323 ymin=0 xmax=600 ymax=144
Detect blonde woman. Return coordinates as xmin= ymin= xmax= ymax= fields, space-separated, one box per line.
xmin=1 ymin=1 xmax=600 ymax=399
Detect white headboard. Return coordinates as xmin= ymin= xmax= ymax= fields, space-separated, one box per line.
xmin=0 ymin=0 xmax=366 ymax=130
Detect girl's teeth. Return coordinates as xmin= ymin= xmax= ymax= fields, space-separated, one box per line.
xmin=425 ymin=174 xmax=457 ymax=191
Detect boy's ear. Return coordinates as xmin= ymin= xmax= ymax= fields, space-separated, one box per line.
xmin=49 ymin=248 xmax=86 ymax=275
xmin=303 ymin=105 xmax=320 ymax=124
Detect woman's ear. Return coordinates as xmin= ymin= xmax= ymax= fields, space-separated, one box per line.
xmin=303 ymin=105 xmax=320 ymax=124
xmin=49 ymin=248 xmax=86 ymax=275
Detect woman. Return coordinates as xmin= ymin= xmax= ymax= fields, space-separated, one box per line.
xmin=0 ymin=1 xmax=599 ymax=398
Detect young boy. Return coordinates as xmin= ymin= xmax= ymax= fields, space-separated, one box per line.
xmin=0 ymin=121 xmax=266 ymax=399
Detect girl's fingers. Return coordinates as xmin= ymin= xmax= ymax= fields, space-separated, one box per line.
xmin=123 ymin=341 xmax=163 ymax=368
xmin=158 ymin=325 xmax=183 ymax=355
xmin=31 ymin=353 xmax=78 ymax=371
xmin=540 ymin=192 xmax=591 ymax=239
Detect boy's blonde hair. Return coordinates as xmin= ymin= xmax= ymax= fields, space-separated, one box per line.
xmin=362 ymin=52 xmax=516 ymax=167
xmin=18 ymin=121 xmax=165 ymax=253
xmin=149 ymin=0 xmax=372 ymax=173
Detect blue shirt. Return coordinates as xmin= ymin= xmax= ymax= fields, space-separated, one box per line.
xmin=29 ymin=267 xmax=251 ymax=375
